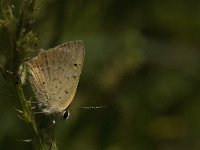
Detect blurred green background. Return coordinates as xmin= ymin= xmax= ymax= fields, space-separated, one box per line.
xmin=1 ymin=0 xmax=200 ymax=150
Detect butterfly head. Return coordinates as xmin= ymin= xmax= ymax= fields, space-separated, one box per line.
xmin=62 ymin=110 xmax=71 ymax=120
xmin=51 ymin=110 xmax=71 ymax=122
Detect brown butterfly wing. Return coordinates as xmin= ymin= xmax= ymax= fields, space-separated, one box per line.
xmin=26 ymin=41 xmax=85 ymax=114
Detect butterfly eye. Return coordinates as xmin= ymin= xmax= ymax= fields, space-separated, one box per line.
xmin=62 ymin=111 xmax=70 ymax=120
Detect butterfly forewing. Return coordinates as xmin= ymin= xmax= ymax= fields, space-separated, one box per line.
xmin=26 ymin=41 xmax=85 ymax=114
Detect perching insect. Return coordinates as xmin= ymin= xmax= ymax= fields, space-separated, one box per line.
xmin=26 ymin=40 xmax=84 ymax=120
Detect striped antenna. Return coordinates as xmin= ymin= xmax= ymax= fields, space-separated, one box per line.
xmin=70 ymin=106 xmax=107 ymax=110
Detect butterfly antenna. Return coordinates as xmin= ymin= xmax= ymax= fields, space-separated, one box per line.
xmin=71 ymin=106 xmax=107 ymax=110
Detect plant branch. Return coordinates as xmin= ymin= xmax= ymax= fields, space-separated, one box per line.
xmin=0 ymin=1 xmax=57 ymax=149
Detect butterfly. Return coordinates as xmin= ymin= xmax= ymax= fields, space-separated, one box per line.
xmin=26 ymin=40 xmax=84 ymax=120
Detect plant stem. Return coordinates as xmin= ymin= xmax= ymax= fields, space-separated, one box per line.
xmin=1 ymin=1 xmax=57 ymax=149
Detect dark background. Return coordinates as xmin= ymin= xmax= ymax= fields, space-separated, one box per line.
xmin=1 ymin=0 xmax=200 ymax=150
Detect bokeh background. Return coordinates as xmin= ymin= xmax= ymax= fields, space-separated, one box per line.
xmin=1 ymin=0 xmax=200 ymax=150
